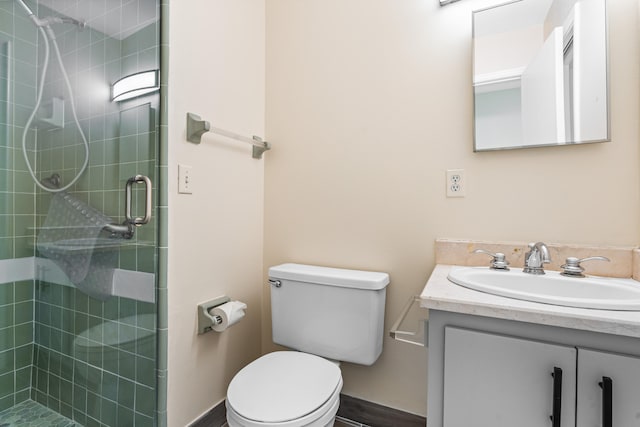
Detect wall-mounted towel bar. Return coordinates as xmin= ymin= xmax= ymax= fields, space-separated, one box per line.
xmin=186 ymin=112 xmax=271 ymax=159
xmin=389 ymin=296 xmax=428 ymax=347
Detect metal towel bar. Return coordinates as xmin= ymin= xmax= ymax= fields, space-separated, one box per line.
xmin=186 ymin=112 xmax=271 ymax=159
xmin=389 ymin=295 xmax=428 ymax=347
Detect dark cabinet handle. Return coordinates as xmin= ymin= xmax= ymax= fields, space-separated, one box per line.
xmin=599 ymin=376 xmax=613 ymax=427
xmin=550 ymin=367 xmax=563 ymax=427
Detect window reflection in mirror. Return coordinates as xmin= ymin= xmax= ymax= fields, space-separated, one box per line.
xmin=473 ymin=0 xmax=609 ymax=151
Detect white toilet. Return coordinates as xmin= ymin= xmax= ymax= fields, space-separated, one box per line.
xmin=226 ymin=263 xmax=390 ymax=427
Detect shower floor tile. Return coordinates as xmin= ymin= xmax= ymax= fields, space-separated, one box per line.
xmin=0 ymin=400 xmax=79 ymax=427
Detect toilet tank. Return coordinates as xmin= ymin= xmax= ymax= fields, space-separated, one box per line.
xmin=269 ymin=263 xmax=390 ymax=366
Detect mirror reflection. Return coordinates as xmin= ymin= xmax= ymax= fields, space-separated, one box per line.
xmin=473 ymin=0 xmax=608 ymax=151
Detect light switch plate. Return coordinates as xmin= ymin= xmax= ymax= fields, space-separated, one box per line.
xmin=178 ymin=164 xmax=193 ymax=194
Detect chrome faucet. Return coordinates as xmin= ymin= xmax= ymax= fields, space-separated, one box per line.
xmin=523 ymin=242 xmax=551 ymax=275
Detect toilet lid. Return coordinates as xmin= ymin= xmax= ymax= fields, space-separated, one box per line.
xmin=227 ymin=351 xmax=342 ymax=423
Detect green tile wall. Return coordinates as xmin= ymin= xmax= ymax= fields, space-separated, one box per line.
xmin=0 ymin=0 xmax=38 ymax=413
xmin=33 ymin=3 xmax=160 ymax=274
xmin=29 ymin=1 xmax=161 ymax=425
xmin=0 ymin=0 xmax=37 ymax=260
xmin=0 ymin=280 xmax=34 ymax=412
xmin=0 ymin=0 xmax=163 ymax=425
xmin=32 ymin=283 xmax=156 ymax=426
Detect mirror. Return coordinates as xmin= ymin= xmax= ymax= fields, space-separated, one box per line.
xmin=472 ymin=0 xmax=609 ymax=151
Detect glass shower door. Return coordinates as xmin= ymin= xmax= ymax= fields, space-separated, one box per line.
xmin=0 ymin=1 xmax=161 ymax=425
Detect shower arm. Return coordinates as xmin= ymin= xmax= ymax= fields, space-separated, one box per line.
xmin=15 ymin=0 xmax=35 ymax=17
xmin=14 ymin=0 xmax=59 ymax=36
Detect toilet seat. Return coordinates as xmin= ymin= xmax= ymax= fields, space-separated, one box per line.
xmin=226 ymin=389 xmax=340 ymax=427
xmin=226 ymin=351 xmax=343 ymax=427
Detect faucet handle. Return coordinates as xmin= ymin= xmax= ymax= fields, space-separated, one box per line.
xmin=473 ymin=249 xmax=510 ymax=270
xmin=561 ymin=256 xmax=610 ymax=277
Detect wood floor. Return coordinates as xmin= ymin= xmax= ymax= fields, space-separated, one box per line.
xmin=192 ymin=394 xmax=426 ymax=427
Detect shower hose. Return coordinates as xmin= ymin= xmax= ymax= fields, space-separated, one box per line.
xmin=16 ymin=0 xmax=89 ymax=193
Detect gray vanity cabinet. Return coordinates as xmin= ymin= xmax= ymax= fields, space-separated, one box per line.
xmin=443 ymin=327 xmax=577 ymax=427
xmin=441 ymin=326 xmax=640 ymax=427
xmin=577 ymin=348 xmax=640 ymax=426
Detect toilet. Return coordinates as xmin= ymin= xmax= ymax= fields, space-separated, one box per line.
xmin=226 ymin=263 xmax=390 ymax=427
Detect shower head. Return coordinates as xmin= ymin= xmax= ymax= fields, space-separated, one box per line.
xmin=14 ymin=0 xmax=86 ymax=30
xmin=29 ymin=15 xmax=87 ymax=30
xmin=60 ymin=17 xmax=86 ymax=30
xmin=42 ymin=16 xmax=86 ymax=29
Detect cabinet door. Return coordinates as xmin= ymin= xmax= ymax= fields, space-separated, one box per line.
xmin=577 ymin=348 xmax=640 ymax=427
xmin=443 ymin=327 xmax=576 ymax=427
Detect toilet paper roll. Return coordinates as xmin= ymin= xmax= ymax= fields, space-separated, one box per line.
xmin=208 ymin=301 xmax=247 ymax=332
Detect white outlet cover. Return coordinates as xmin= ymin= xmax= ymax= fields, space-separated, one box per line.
xmin=446 ymin=169 xmax=466 ymax=197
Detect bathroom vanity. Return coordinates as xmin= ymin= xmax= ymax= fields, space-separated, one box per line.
xmin=421 ymin=264 xmax=640 ymax=427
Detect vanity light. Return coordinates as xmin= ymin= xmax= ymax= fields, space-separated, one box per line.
xmin=111 ymin=70 xmax=159 ymax=102
xmin=439 ymin=0 xmax=460 ymax=5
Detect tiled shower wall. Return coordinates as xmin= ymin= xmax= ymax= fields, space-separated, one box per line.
xmin=34 ymin=3 xmax=159 ymax=262
xmin=0 ymin=0 xmax=161 ymax=425
xmin=0 ymin=0 xmax=38 ymax=411
xmin=0 ymin=281 xmax=34 ymax=411
xmin=32 ymin=285 xmax=157 ymax=426
xmin=31 ymin=2 xmax=160 ymax=426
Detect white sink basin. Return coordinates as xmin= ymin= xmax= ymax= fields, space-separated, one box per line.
xmin=447 ymin=266 xmax=640 ymax=311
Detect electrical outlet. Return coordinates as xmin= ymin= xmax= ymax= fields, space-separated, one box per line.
xmin=178 ymin=164 xmax=193 ymax=194
xmin=446 ymin=169 xmax=466 ymax=197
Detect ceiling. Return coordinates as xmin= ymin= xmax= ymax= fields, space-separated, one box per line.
xmin=37 ymin=0 xmax=158 ymax=40
xmin=474 ymin=0 xmax=555 ymax=37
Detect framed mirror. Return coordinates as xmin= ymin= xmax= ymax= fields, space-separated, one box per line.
xmin=472 ymin=0 xmax=609 ymax=151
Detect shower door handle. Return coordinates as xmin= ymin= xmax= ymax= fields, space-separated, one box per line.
xmin=125 ymin=175 xmax=152 ymax=226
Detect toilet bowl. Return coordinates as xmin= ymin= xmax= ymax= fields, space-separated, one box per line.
xmin=226 ymin=264 xmax=389 ymax=427
xmin=226 ymin=352 xmax=343 ymax=427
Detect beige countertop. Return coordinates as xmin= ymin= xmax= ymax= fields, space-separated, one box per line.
xmin=421 ymin=264 xmax=640 ymax=339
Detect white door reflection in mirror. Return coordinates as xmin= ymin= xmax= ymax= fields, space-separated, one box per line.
xmin=521 ymin=26 xmax=565 ymax=145
xmin=473 ymin=0 xmax=608 ymax=151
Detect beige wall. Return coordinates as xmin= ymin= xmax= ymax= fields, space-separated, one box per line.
xmin=167 ymin=1 xmax=265 ymax=425
xmin=264 ymin=0 xmax=639 ymax=416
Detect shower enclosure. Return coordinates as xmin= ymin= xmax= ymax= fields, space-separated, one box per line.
xmin=0 ymin=0 xmax=161 ymax=425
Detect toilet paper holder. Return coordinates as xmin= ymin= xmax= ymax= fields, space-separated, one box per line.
xmin=197 ymin=296 xmax=230 ymax=334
